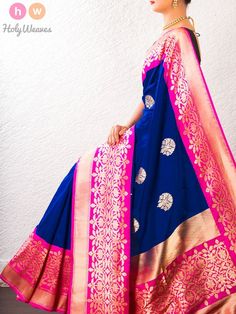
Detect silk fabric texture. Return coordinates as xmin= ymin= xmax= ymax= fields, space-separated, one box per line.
xmin=1 ymin=27 xmax=236 ymax=314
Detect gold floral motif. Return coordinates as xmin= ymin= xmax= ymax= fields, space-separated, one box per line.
xmin=132 ymin=218 xmax=140 ymax=233
xmin=142 ymin=34 xmax=176 ymax=81
xmin=157 ymin=192 xmax=173 ymax=211
xmin=134 ymin=239 xmax=236 ymax=313
xmin=160 ymin=138 xmax=176 ymax=156
xmin=166 ymin=32 xmax=236 ymax=254
xmin=144 ymin=95 xmax=155 ymax=109
xmin=87 ymin=127 xmax=133 ymax=313
xmin=9 ymin=229 xmax=71 ymax=296
xmin=135 ymin=167 xmax=147 ymax=184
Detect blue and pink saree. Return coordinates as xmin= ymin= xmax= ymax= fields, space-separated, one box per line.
xmin=1 ymin=27 xmax=236 ymax=313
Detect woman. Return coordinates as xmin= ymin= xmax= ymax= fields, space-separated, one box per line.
xmin=1 ymin=0 xmax=236 ymax=313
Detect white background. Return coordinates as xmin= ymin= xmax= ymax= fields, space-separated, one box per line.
xmin=0 ymin=0 xmax=236 ymax=274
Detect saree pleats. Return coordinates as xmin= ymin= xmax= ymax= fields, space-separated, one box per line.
xmin=69 ymin=150 xmax=94 ymax=313
xmin=0 ymin=163 xmax=76 ymax=312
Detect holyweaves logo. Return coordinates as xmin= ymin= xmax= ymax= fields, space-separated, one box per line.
xmin=2 ymin=2 xmax=52 ymax=36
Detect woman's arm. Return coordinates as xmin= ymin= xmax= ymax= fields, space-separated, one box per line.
xmin=107 ymin=100 xmax=145 ymax=146
xmin=123 ymin=100 xmax=145 ymax=128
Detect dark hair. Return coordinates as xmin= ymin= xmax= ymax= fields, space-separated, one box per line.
xmin=185 ymin=0 xmax=191 ymax=4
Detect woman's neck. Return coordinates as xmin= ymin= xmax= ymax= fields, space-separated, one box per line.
xmin=162 ymin=7 xmax=194 ymax=31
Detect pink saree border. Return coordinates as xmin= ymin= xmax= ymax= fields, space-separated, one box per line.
xmin=0 ymin=225 xmax=71 ymax=313
xmin=0 ymin=272 xmax=65 ymax=313
xmin=9 ymin=228 xmax=71 ymax=294
xmin=166 ymin=29 xmax=236 ymax=259
xmin=142 ymin=28 xmax=235 ymax=167
xmin=137 ymin=27 xmax=236 ymax=312
xmin=86 ymin=126 xmax=135 ymax=313
xmin=198 ymin=65 xmax=236 ymax=169
xmin=133 ymin=235 xmax=236 ymax=313
xmin=142 ymin=27 xmax=236 ymax=258
xmin=130 ymin=208 xmax=220 ymax=286
xmin=69 ymin=149 xmax=97 ymax=313
xmin=195 ymin=292 xmax=236 ymax=314
xmin=68 ymin=157 xmax=80 ymax=314
xmin=33 ymin=227 xmax=71 ymax=253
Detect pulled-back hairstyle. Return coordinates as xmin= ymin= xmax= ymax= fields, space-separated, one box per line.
xmin=185 ymin=0 xmax=191 ymax=4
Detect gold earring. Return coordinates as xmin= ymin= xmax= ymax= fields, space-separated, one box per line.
xmin=172 ymin=0 xmax=178 ymax=8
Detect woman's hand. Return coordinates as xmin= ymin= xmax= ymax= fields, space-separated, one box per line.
xmin=106 ymin=101 xmax=144 ymax=146
xmin=107 ymin=124 xmax=129 ymax=146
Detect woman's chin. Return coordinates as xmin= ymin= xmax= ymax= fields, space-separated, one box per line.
xmin=151 ymin=8 xmax=161 ymax=13
xmin=150 ymin=5 xmax=162 ymax=13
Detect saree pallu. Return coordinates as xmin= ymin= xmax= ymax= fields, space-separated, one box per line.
xmin=1 ymin=27 xmax=236 ymax=313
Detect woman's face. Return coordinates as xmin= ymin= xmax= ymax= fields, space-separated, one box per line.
xmin=149 ymin=0 xmax=179 ymax=13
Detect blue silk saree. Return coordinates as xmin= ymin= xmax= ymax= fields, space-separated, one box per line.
xmin=1 ymin=27 xmax=236 ymax=314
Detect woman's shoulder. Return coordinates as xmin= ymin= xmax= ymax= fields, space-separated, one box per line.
xmin=142 ymin=27 xmax=201 ymax=77
xmin=160 ymin=26 xmax=197 ymax=44
xmin=147 ymin=27 xmax=201 ymax=62
xmin=145 ymin=27 xmax=187 ymax=56
xmin=148 ymin=27 xmax=188 ymax=50
xmin=163 ymin=27 xmax=201 ymax=63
